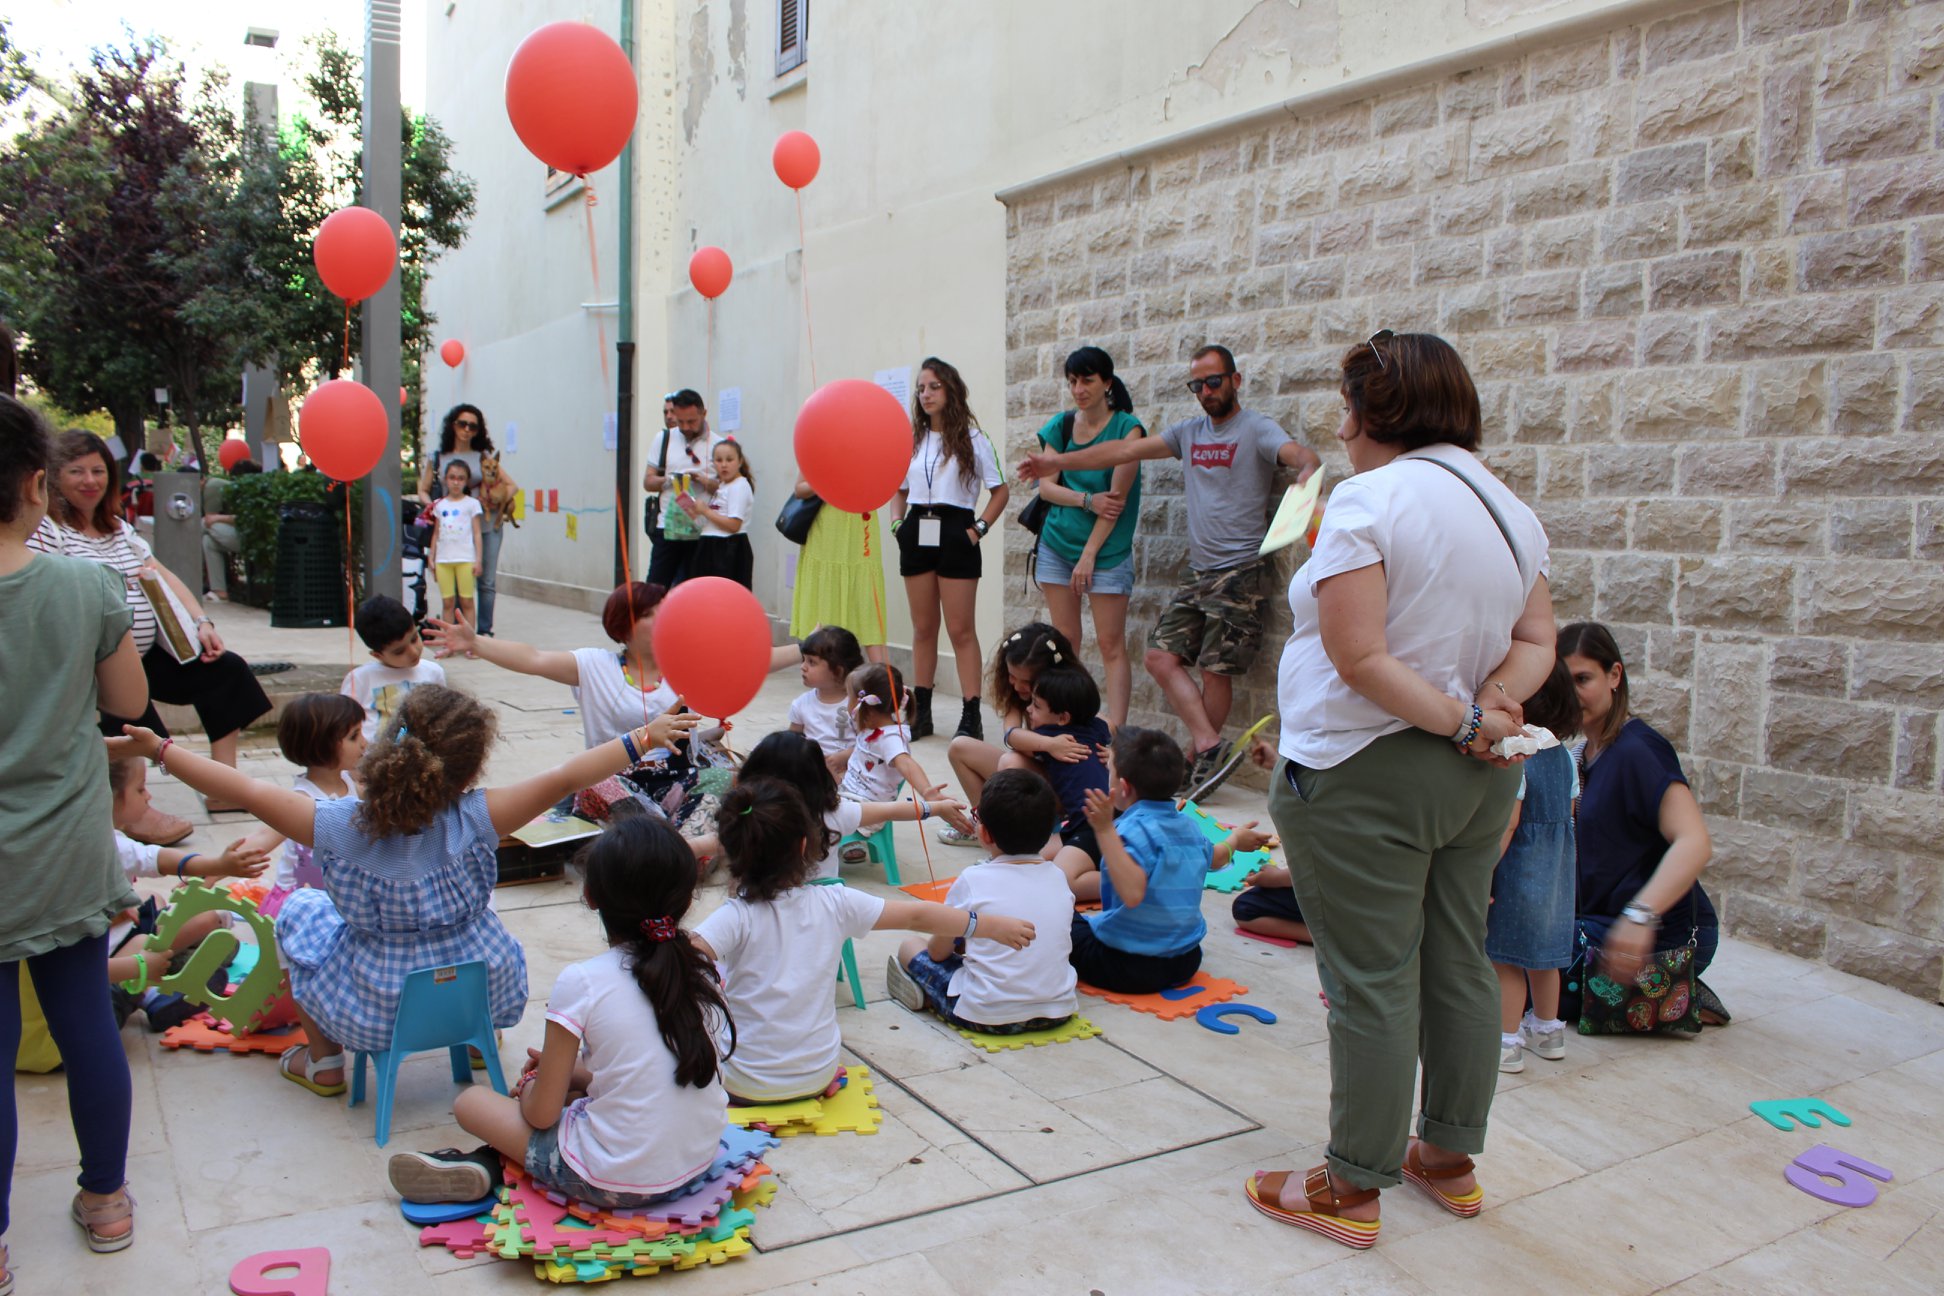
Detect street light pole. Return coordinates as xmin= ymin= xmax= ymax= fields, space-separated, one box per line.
xmin=361 ymin=0 xmax=404 ymax=602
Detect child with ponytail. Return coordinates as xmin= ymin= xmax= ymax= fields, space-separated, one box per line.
xmin=692 ymin=779 xmax=1037 ymax=1103
xmin=388 ymin=814 xmax=735 ymax=1209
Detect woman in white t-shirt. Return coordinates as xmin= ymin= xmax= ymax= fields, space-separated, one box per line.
xmin=387 ymin=815 xmax=732 ymax=1209
xmin=889 ymin=358 xmax=1009 ymax=742
xmin=681 ymin=440 xmax=755 ymax=588
xmin=1241 ymin=332 xmax=1554 ymax=1251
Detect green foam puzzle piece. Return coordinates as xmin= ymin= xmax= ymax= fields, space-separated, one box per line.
xmin=122 ymin=879 xmax=287 ymax=1034
xmin=954 ymin=1014 xmax=1104 ymax=1053
xmin=1181 ymin=801 xmax=1272 ymax=892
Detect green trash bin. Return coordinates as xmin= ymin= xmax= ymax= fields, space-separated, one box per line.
xmin=272 ymin=501 xmax=345 ymax=628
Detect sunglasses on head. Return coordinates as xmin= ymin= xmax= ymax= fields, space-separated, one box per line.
xmin=1366 ymin=329 xmax=1395 ymax=371
xmin=1185 ymin=372 xmax=1233 ymax=395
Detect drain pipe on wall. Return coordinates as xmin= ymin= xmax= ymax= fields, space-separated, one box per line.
xmin=613 ymin=0 xmax=638 ymax=585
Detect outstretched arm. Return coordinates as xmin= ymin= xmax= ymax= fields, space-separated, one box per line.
xmin=1276 ymin=438 xmax=1323 ymax=483
xmin=874 ymin=899 xmax=1035 ymax=949
xmin=486 ymin=711 xmax=701 ymax=834
xmin=108 ymin=730 xmax=318 ymax=845
xmin=1018 ymin=434 xmax=1171 ymax=480
xmin=422 ymin=610 xmax=583 ymax=685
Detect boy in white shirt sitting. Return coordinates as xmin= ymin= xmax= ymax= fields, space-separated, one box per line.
xmin=885 ymin=770 xmax=1079 ymax=1034
xmin=342 ymin=595 xmax=446 ymax=743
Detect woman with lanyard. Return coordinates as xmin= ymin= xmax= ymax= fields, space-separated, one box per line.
xmin=1030 ymin=346 xmax=1145 ymax=727
xmin=29 ymin=430 xmax=271 ymax=845
xmin=417 ymin=405 xmax=517 ymax=637
xmin=890 ymin=358 xmax=1008 ymax=741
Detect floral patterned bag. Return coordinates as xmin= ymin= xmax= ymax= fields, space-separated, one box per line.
xmin=1576 ymin=931 xmax=1703 ymax=1036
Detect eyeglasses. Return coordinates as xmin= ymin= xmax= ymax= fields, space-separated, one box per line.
xmin=1367 ymin=329 xmax=1395 ymax=371
xmin=1185 ymin=373 xmax=1233 ymax=394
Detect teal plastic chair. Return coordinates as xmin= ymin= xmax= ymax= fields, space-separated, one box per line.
xmin=350 ymin=961 xmax=508 ymax=1146
xmin=813 ymin=877 xmax=867 ymax=1011
xmin=837 ymin=784 xmax=903 ymax=885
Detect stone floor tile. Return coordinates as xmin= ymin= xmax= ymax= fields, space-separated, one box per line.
xmin=1698 ymin=991 xmax=1944 ymax=1094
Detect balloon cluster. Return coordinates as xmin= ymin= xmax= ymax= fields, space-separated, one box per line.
xmin=302 ymin=207 xmax=399 ymax=482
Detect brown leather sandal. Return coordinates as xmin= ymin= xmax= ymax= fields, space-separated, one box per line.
xmin=1245 ymin=1166 xmax=1381 ymax=1249
xmin=1402 ymin=1140 xmax=1484 ymax=1218
xmin=71 ymin=1186 xmax=135 ymax=1253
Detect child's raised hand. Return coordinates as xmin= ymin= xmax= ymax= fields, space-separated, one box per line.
xmin=919 ymin=782 xmax=950 ymax=801
xmin=1228 ymin=820 xmax=1272 ymax=854
xmin=213 ymin=836 xmax=272 ymax=879
xmin=1047 ymin=733 xmax=1089 ymax=763
xmin=106 ymin=726 xmax=165 ymax=762
xmin=1081 ymin=786 xmax=1117 ymax=834
xmin=975 ymin=913 xmax=1037 ymax=949
xmin=934 ymin=798 xmax=974 ymax=834
xmin=640 ymin=706 xmax=703 ymax=752
xmin=422 ymin=610 xmax=473 ymax=658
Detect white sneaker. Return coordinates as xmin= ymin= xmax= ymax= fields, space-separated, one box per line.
xmin=1521 ymin=1014 xmax=1567 ymax=1061
xmin=884 ymin=955 xmax=927 ymax=1014
xmin=1499 ymin=1039 xmax=1525 ymax=1073
xmin=936 ymin=821 xmax=980 ymax=847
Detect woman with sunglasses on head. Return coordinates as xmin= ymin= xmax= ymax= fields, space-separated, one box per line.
xmin=1239 ymin=330 xmax=1553 ymax=1250
xmin=419 ymin=405 xmax=517 ymax=637
xmin=1019 ymin=343 xmax=1320 ymax=796
xmin=890 ymin=358 xmax=1008 ymax=741
xmin=1029 ymin=347 xmax=1146 ymax=728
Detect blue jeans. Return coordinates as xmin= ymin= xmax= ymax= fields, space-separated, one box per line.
xmin=476 ymin=524 xmax=504 ymax=635
xmin=904 ymin=951 xmax=1071 ymax=1034
xmin=526 ymin=1123 xmax=700 ymax=1211
xmin=2 ymin=933 xmax=132 ymax=1235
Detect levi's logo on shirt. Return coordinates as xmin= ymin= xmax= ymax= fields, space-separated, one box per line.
xmin=1190 ymin=442 xmax=1237 ymax=469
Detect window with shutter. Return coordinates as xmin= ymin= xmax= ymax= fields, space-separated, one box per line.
xmin=776 ymin=0 xmax=807 ymax=75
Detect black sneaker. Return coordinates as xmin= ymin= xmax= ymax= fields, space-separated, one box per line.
xmin=143 ymin=993 xmax=201 ymax=1033
xmin=1178 ymin=744 xmax=1231 ymax=802
xmin=388 ymin=1146 xmax=503 ymax=1203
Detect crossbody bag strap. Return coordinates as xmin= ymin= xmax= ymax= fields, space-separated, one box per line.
xmin=1410 ymin=455 xmax=1525 ymax=584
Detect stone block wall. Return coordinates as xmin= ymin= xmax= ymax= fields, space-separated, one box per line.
xmin=1001 ymin=0 xmax=1944 ymax=998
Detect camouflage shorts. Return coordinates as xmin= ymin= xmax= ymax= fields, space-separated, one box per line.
xmin=1147 ymin=558 xmax=1271 ymax=677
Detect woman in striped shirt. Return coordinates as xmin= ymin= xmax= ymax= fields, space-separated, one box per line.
xmin=30 ymin=432 xmax=270 ymax=844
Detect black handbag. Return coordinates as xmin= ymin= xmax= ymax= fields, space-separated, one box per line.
xmin=1017 ymin=412 xmax=1074 ymax=536
xmin=643 ymin=426 xmax=672 ymax=537
xmin=775 ymin=492 xmax=825 ymax=544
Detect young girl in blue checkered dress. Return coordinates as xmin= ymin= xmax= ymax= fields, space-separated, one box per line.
xmin=110 ymin=684 xmax=700 ymax=1098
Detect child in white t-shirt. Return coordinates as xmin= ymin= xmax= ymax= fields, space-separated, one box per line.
xmin=691 ymin=778 xmax=1035 ymax=1103
xmin=105 ymin=756 xmax=269 ymax=1029
xmin=886 ymin=769 xmax=1079 ymax=1033
xmin=387 ymin=814 xmax=732 ymax=1210
xmin=343 ymin=595 xmax=447 ymax=743
xmin=680 ymin=440 xmax=756 ymax=589
xmin=788 ymin=625 xmax=864 ymax=779
xmin=837 ymin=664 xmax=950 ymax=852
xmin=429 ymin=459 xmax=485 ymax=624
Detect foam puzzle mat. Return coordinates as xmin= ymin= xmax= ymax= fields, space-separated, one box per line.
xmin=953 ymin=1014 xmax=1103 ymax=1053
xmin=1180 ymin=800 xmax=1273 ymax=892
xmin=1079 ymin=972 xmax=1249 ymax=1020
xmin=725 ymin=1065 xmax=882 ymax=1137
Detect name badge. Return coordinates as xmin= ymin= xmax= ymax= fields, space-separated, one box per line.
xmin=917 ymin=517 xmax=942 ymax=547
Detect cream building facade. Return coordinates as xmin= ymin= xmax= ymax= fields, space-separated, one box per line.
xmin=423 ymin=0 xmax=1944 ymax=999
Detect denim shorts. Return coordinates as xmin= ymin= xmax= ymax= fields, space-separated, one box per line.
xmin=905 ymin=951 xmax=1071 ymax=1034
xmin=1034 ymin=545 xmax=1135 ymax=596
xmin=526 ymin=1123 xmax=686 ymax=1212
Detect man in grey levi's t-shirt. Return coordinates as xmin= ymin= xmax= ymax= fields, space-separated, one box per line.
xmin=1019 ymin=344 xmax=1320 ymax=792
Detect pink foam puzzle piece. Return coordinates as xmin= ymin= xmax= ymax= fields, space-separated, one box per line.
xmin=416 ymin=1217 xmax=495 ymax=1257
xmin=1234 ymin=926 xmax=1300 ymax=948
xmin=502 ymin=1166 xmax=636 ymax=1257
xmin=228 ymin=1247 xmax=330 ymax=1296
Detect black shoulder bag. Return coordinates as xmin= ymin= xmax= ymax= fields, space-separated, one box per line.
xmin=643 ymin=429 xmax=672 ymax=537
xmin=1017 ymin=411 xmax=1073 ymax=537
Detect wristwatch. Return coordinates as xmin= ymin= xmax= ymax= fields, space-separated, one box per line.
xmin=1621 ymin=901 xmax=1660 ymax=928
xmin=973 ymin=518 xmax=990 ymax=536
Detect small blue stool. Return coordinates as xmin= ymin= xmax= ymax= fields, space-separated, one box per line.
xmin=813 ymin=877 xmax=867 ymax=1010
xmin=350 ymin=961 xmax=507 ymax=1146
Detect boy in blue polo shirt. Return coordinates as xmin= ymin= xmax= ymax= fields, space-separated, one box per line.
xmin=1071 ymin=727 xmax=1269 ymax=993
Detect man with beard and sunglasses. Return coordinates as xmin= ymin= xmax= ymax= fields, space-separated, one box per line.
xmin=1019 ymin=344 xmax=1319 ymax=797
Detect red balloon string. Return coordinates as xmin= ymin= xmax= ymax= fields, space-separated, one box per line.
xmin=343 ymin=489 xmax=355 ymax=665
xmin=613 ymin=485 xmax=649 ymax=730
xmin=340 ymin=299 xmax=351 ymax=375
xmin=794 ymin=190 xmax=818 ymax=388
xmin=870 ymin=571 xmax=933 ymax=887
xmin=706 ymin=298 xmax=714 ymax=417
xmin=582 ymin=183 xmax=611 ymax=389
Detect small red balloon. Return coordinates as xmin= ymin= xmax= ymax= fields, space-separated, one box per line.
xmin=440 ymin=340 xmax=465 ymax=368
xmin=689 ymin=246 xmax=733 ymax=299
xmin=398 ymin=386 xmax=409 ymax=407
xmin=312 ymin=206 xmax=397 ymax=303
xmin=773 ymin=130 xmax=820 ymax=189
xmin=299 ymin=380 xmax=388 ymax=482
xmin=505 ymin=22 xmax=638 ymax=176
xmin=651 ymin=577 xmax=772 ymax=719
xmin=218 ymin=439 xmax=250 ymax=472
xmin=794 ymin=379 xmax=909 ymax=514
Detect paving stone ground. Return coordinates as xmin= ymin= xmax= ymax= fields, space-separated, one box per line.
xmin=12 ymin=593 xmax=1941 ymax=1294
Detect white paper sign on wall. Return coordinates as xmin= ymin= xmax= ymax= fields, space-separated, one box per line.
xmin=719 ymin=387 xmax=742 ymax=432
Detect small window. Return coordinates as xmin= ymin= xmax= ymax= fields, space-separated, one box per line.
xmin=776 ymin=0 xmax=807 ymax=76
xmin=244 ymin=28 xmax=278 ymax=49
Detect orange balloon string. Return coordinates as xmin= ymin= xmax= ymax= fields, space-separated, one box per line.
xmin=795 ymin=190 xmax=818 ymax=389
xmin=582 ymin=182 xmax=611 ymax=389
xmin=873 ymin=569 xmax=934 ymax=887
xmin=340 ymin=299 xmax=351 ymax=375
xmin=614 ymin=485 xmax=650 ymax=731
xmin=343 ymin=489 xmax=355 ymax=665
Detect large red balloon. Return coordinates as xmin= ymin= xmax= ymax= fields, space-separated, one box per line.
xmin=651 ymin=577 xmax=771 ymax=719
xmin=794 ymin=379 xmax=909 ymax=514
xmin=218 ymin=439 xmax=250 ymax=472
xmin=505 ymin=22 xmax=638 ymax=176
xmin=440 ymin=340 xmax=465 ymax=368
xmin=312 ymin=206 xmax=397 ymax=303
xmin=299 ymin=381 xmax=388 ymax=482
xmin=689 ymin=246 xmax=732 ymax=299
xmin=772 ymin=130 xmax=820 ymax=189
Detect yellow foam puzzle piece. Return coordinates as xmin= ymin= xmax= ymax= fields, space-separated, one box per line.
xmin=798 ymin=1065 xmax=880 ymax=1136
xmin=954 ymin=1014 xmax=1104 ymax=1053
xmin=724 ymin=1094 xmax=825 ymax=1129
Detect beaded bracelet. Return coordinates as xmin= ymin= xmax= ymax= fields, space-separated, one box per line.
xmin=1452 ymin=703 xmax=1483 ymax=750
xmin=153 ymin=737 xmax=175 ymax=769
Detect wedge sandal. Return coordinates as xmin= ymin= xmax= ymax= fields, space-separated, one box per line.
xmin=1401 ymin=1140 xmax=1484 ymax=1218
xmin=1244 ymin=1166 xmax=1381 ymax=1250
xmin=70 ymin=1187 xmax=135 ymax=1253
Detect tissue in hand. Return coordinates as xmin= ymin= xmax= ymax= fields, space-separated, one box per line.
xmin=1491 ymin=725 xmax=1561 ymax=759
